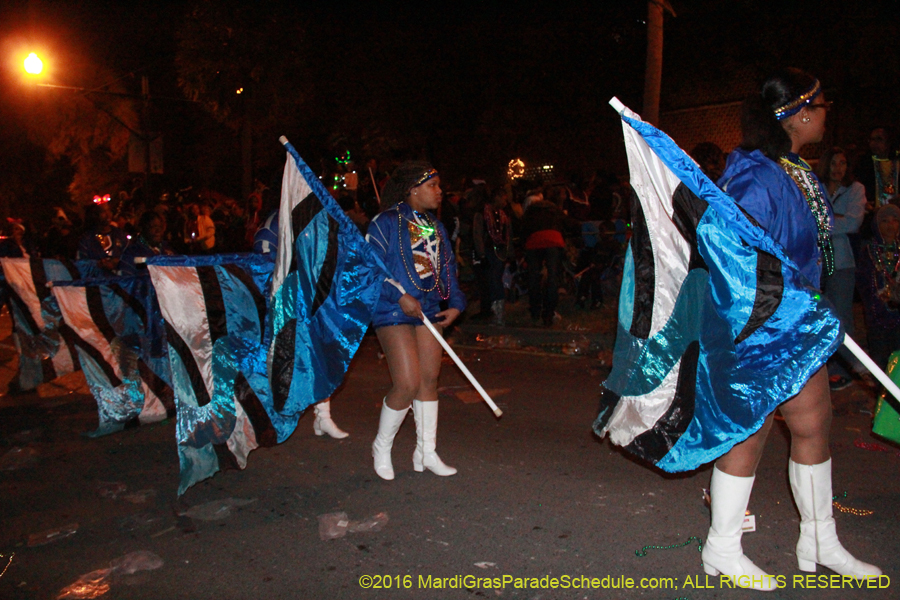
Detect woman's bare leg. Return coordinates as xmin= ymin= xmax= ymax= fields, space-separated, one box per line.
xmin=778 ymin=368 xmax=831 ymax=465
xmin=715 ymin=414 xmax=775 ymax=477
xmin=414 ymin=323 xmax=444 ymax=402
xmin=376 ymin=325 xmax=420 ymax=411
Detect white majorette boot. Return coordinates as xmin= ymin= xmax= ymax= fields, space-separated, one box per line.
xmin=701 ymin=467 xmax=777 ymax=592
xmin=412 ymin=400 xmax=457 ymax=476
xmin=313 ymin=400 xmax=349 ymax=439
xmin=788 ymin=458 xmax=881 ymax=579
xmin=372 ymin=400 xmax=409 ymax=480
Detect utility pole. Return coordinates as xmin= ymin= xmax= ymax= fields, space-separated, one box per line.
xmin=643 ymin=0 xmax=676 ymax=126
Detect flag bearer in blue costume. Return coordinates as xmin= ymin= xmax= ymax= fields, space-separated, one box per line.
xmin=253 ymin=208 xmax=350 ymax=439
xmin=366 ymin=161 xmax=466 ymax=480
xmin=707 ymin=69 xmax=880 ymax=589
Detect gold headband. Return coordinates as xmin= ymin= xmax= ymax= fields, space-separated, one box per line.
xmin=773 ymin=80 xmax=822 ymax=121
xmin=414 ymin=168 xmax=438 ymax=187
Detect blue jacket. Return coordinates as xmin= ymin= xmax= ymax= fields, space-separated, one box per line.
xmin=76 ymin=226 xmax=129 ymax=261
xmin=366 ymin=202 xmax=466 ymax=327
xmin=719 ymin=149 xmax=831 ymax=289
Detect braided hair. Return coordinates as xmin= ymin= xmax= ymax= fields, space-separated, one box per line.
xmin=380 ymin=160 xmax=437 ymax=211
xmin=740 ymin=68 xmax=818 ymax=160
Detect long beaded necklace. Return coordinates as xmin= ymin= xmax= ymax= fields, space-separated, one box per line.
xmin=397 ymin=206 xmax=452 ymax=300
xmin=868 ymin=239 xmax=900 ymax=300
xmin=779 ymin=156 xmax=835 ymax=277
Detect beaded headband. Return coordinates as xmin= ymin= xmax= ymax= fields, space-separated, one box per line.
xmin=413 ymin=168 xmax=439 ymax=188
xmin=773 ymin=80 xmax=822 ymax=121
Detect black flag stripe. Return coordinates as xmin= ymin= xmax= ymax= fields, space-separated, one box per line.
xmin=289 ymin=192 xmax=323 ymax=274
xmin=625 ymin=340 xmax=699 ymax=463
xmin=68 ymin=333 xmax=121 ymax=388
xmin=86 ymin=287 xmax=117 ymax=343
xmin=734 ymin=250 xmax=784 ymax=345
xmin=197 ymin=266 xmax=228 ymax=343
xmin=234 ymin=373 xmax=277 ymax=447
xmin=629 ymin=188 xmax=655 ymax=339
xmin=29 ymin=258 xmax=51 ymax=302
xmin=271 ymin=318 xmax=297 ymax=413
xmin=311 ymin=217 xmax=339 ymax=317
xmin=164 ymin=321 xmax=212 ymax=407
xmin=109 ymin=283 xmax=148 ymax=326
xmin=671 ymin=183 xmax=709 ymax=273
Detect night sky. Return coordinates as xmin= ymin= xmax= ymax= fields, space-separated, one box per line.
xmin=1 ymin=0 xmax=899 ymax=220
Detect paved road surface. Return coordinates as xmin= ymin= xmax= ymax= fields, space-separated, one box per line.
xmin=0 ymin=316 xmax=895 ymax=599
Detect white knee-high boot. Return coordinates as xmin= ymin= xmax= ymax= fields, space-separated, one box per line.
xmin=372 ymin=400 xmax=409 ymax=480
xmin=788 ymin=458 xmax=881 ymax=579
xmin=412 ymin=400 xmax=456 ymax=476
xmin=313 ymin=400 xmax=349 ymax=439
xmin=701 ymin=467 xmax=777 ymax=592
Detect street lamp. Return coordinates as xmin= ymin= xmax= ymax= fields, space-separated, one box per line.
xmin=23 ymin=52 xmax=43 ymax=75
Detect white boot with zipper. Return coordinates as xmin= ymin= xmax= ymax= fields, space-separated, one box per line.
xmin=701 ymin=467 xmax=777 ymax=592
xmin=412 ymin=400 xmax=457 ymax=476
xmin=788 ymin=458 xmax=881 ymax=579
xmin=372 ymin=400 xmax=409 ymax=480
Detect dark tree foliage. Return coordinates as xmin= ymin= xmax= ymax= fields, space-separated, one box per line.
xmin=176 ymin=1 xmax=307 ymax=145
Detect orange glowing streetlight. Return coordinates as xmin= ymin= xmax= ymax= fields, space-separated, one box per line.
xmin=23 ymin=52 xmax=43 ymax=75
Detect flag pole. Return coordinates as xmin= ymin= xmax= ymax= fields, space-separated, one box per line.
xmin=420 ymin=315 xmax=503 ymax=418
xmin=843 ymin=335 xmax=900 ymax=401
xmin=368 ymin=166 xmax=381 ymax=205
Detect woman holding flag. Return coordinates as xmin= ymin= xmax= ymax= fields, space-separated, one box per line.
xmin=366 ymin=161 xmax=466 ymax=480
xmin=705 ymin=69 xmax=881 ymax=589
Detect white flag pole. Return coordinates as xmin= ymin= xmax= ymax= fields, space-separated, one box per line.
xmin=420 ymin=314 xmax=503 ymax=418
xmin=843 ymin=334 xmax=900 ymax=402
xmin=368 ymin=166 xmax=382 ymax=205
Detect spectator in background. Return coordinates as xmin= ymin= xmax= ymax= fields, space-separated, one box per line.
xmin=0 ymin=219 xmax=34 ymax=258
xmin=244 ymin=184 xmax=265 ymax=248
xmin=817 ymin=147 xmax=868 ymax=390
xmin=857 ymin=127 xmax=899 ymax=209
xmin=194 ymin=202 xmax=216 ymax=254
xmin=41 ymin=208 xmax=79 ymax=260
xmin=120 ymin=211 xmax=173 ymax=275
xmin=439 ymin=190 xmax=461 ymax=249
xmin=473 ymin=186 xmax=513 ymax=325
xmin=562 ymin=175 xmax=591 ymax=221
xmin=856 ymin=204 xmax=900 ymax=372
xmin=521 ymin=191 xmax=567 ymax=326
xmin=77 ymin=201 xmax=129 ymax=272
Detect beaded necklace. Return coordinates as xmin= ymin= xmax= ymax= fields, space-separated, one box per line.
xmin=873 ymin=157 xmax=898 ymax=206
xmin=779 ymin=156 xmax=835 ymax=277
xmin=397 ymin=205 xmax=452 ymax=300
xmin=869 ymin=240 xmax=900 ymax=299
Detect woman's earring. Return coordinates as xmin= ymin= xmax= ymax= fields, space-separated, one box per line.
xmin=802 ymin=116 xmax=810 ymax=123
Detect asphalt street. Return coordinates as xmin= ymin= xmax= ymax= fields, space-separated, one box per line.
xmin=0 ymin=313 xmax=896 ymax=600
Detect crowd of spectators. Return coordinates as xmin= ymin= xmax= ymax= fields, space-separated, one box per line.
xmin=3 ymin=124 xmax=900 ymax=356
xmin=435 ymin=171 xmax=630 ymax=328
xmin=0 ymin=179 xmax=278 ymax=274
